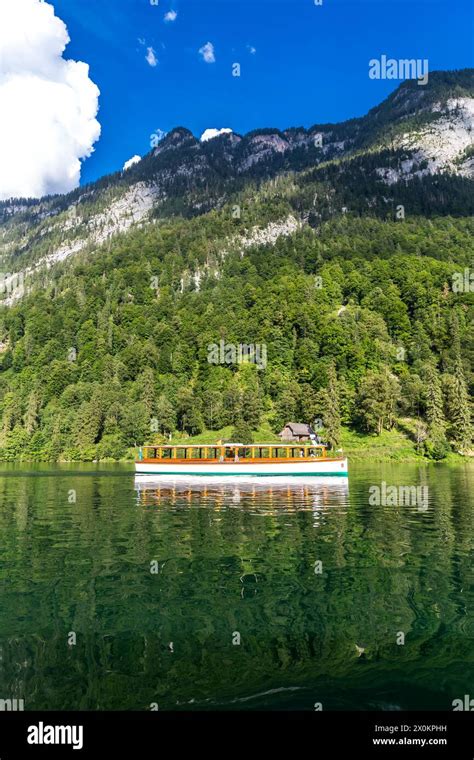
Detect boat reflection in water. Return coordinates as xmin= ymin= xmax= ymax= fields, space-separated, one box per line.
xmin=134 ymin=475 xmax=350 ymax=514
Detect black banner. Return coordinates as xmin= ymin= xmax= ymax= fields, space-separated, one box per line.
xmin=0 ymin=711 xmax=472 ymax=758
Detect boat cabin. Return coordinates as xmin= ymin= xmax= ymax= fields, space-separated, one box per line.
xmin=138 ymin=443 xmax=328 ymax=463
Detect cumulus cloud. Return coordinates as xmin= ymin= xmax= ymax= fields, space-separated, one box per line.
xmin=146 ymin=47 xmax=158 ymax=67
xmin=123 ymin=155 xmax=141 ymax=171
xmin=199 ymin=42 xmax=216 ymax=64
xmin=200 ymin=128 xmax=233 ymax=143
xmin=0 ymin=0 xmax=100 ymax=201
xmin=248 ymin=45 xmax=257 ymax=55
xmin=164 ymin=10 xmax=177 ymax=22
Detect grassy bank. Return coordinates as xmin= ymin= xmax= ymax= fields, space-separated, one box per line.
xmin=161 ymin=424 xmax=470 ymax=465
xmin=1 ymin=423 xmax=470 ymax=465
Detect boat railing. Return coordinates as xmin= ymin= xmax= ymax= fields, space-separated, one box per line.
xmin=137 ymin=444 xmax=345 ymax=463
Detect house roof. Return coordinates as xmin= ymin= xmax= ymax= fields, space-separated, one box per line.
xmin=280 ymin=422 xmax=314 ymax=435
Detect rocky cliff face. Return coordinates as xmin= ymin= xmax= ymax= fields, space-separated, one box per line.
xmin=0 ymin=69 xmax=472 ymax=302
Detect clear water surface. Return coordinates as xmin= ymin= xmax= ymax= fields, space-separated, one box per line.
xmin=0 ymin=462 xmax=472 ymax=711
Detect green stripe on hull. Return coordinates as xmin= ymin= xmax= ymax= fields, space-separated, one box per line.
xmin=136 ymin=471 xmax=348 ymax=477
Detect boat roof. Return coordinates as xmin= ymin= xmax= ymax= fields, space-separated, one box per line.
xmin=143 ymin=442 xmax=326 ymax=448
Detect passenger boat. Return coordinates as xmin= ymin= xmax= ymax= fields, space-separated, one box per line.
xmin=135 ymin=443 xmax=348 ymax=478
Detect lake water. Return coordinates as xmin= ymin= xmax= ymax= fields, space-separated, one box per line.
xmin=0 ymin=463 xmax=472 ymax=711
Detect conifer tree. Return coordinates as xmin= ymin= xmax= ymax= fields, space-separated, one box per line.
xmin=424 ymin=364 xmax=446 ymax=435
xmin=356 ymin=369 xmax=400 ymax=435
xmin=24 ymin=389 xmax=41 ymax=435
xmin=423 ymin=364 xmax=449 ymax=459
xmin=140 ymin=367 xmax=156 ymax=418
xmin=450 ymin=353 xmax=473 ymax=451
xmin=319 ymin=362 xmax=341 ymax=449
xmin=155 ymin=395 xmax=176 ymax=436
xmin=1 ymin=392 xmax=17 ymax=441
xmin=231 ymin=419 xmax=254 ymax=444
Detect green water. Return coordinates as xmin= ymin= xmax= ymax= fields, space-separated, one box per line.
xmin=0 ymin=463 xmax=472 ymax=711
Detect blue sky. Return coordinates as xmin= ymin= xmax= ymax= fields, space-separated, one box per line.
xmin=53 ymin=0 xmax=474 ymax=185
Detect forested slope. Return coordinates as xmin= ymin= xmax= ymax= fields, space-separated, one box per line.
xmin=0 ymin=71 xmax=472 ymax=461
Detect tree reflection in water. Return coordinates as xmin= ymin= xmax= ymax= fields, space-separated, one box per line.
xmin=0 ymin=464 xmax=471 ymax=710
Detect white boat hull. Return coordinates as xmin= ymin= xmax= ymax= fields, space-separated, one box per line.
xmin=135 ymin=458 xmax=348 ymax=477
xmin=135 ymin=474 xmax=349 ymax=488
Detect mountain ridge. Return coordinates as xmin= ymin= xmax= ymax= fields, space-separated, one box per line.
xmin=0 ymin=70 xmax=472 ymax=461
xmin=2 ymin=68 xmax=473 ymax=206
xmin=0 ymin=68 xmax=473 ymax=304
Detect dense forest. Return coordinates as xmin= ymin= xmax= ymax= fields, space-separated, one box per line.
xmin=0 ymin=186 xmax=472 ymax=461
xmin=0 ymin=70 xmax=473 ymax=462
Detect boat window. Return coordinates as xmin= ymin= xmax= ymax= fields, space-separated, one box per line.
xmin=238 ymin=448 xmax=252 ymax=459
xmin=260 ymin=448 xmax=270 ymax=458
xmin=206 ymin=448 xmax=217 ymax=460
xmin=225 ymin=447 xmax=234 ymax=459
xmin=176 ymin=448 xmax=186 ymax=459
xmin=161 ymin=448 xmax=172 ymax=459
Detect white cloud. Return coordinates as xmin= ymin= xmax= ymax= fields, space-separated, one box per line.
xmin=200 ymin=128 xmax=233 ymax=143
xmin=0 ymin=0 xmax=100 ymax=201
xmin=199 ymin=42 xmax=216 ymax=64
xmin=123 ymin=155 xmax=141 ymax=171
xmin=146 ymin=47 xmax=158 ymax=67
xmin=164 ymin=10 xmax=177 ymax=22
xmin=248 ymin=46 xmax=257 ymax=55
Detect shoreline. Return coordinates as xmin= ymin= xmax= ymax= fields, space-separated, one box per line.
xmin=0 ymin=426 xmax=472 ymax=467
xmin=0 ymin=447 xmax=474 ymax=467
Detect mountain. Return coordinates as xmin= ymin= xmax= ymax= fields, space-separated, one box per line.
xmin=0 ymin=69 xmax=472 ymax=462
xmin=1 ymin=69 xmax=473 ymax=299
